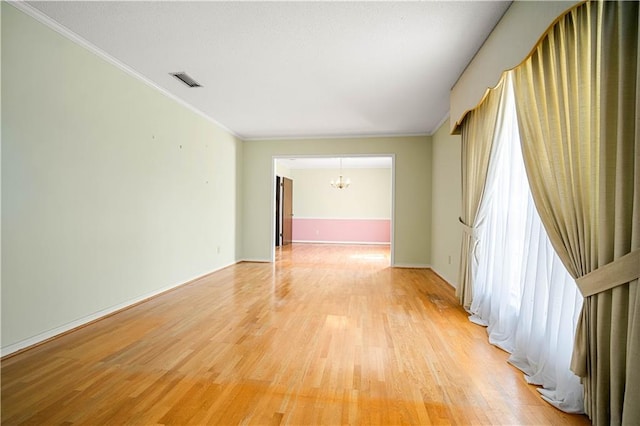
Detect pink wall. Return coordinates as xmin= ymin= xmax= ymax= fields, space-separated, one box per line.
xmin=292 ymin=218 xmax=390 ymax=244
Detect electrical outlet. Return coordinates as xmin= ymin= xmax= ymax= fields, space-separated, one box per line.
xmin=217 ymin=246 xmax=221 ymax=254
xmin=448 ymin=255 xmax=452 ymax=264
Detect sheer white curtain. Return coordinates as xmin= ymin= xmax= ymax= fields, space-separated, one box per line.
xmin=469 ymin=73 xmax=584 ymax=413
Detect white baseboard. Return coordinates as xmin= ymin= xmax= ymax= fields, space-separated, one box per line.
xmin=429 ymin=267 xmax=458 ymax=289
xmin=1 ymin=261 xmax=237 ymax=358
xmin=392 ymin=263 xmax=431 ymax=269
xmin=240 ymin=258 xmax=272 ymax=263
xmin=292 ymin=240 xmax=390 ymax=245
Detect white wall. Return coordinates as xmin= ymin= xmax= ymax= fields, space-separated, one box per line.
xmin=291 ymin=167 xmax=391 ymax=219
xmin=450 ymin=1 xmax=579 ymax=132
xmin=430 ymin=120 xmax=462 ymax=287
xmin=242 ymin=136 xmax=432 ymax=266
xmin=1 ymin=4 xmax=242 ymax=353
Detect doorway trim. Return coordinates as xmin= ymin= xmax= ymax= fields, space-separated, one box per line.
xmin=270 ymin=154 xmax=396 ymax=265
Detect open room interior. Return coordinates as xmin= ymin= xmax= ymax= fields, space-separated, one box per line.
xmin=2 ymin=1 xmax=637 ymax=424
xmin=273 ymin=156 xmax=393 ymax=266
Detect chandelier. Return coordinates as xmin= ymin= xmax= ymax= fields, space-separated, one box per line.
xmin=331 ymin=158 xmax=351 ymax=189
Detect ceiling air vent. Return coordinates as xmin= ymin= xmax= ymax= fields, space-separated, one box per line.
xmin=170 ymin=72 xmax=202 ymax=88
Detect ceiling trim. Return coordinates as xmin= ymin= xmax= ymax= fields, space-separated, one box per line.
xmin=431 ymin=112 xmax=450 ymax=136
xmin=245 ymin=132 xmax=430 ymax=142
xmin=9 ymin=0 xmax=242 ymax=140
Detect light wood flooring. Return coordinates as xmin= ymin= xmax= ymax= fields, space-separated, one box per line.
xmin=1 ymin=244 xmax=590 ymax=425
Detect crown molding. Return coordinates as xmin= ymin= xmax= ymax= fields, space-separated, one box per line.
xmin=244 ymin=132 xmax=430 ymax=142
xmin=431 ymin=112 xmax=450 ymax=136
xmin=7 ymin=1 xmax=243 ymax=140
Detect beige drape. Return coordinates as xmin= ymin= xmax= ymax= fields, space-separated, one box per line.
xmin=457 ymin=80 xmax=506 ymax=309
xmin=512 ymin=1 xmax=639 ymax=424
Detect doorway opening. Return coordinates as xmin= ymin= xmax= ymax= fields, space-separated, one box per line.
xmin=272 ymin=155 xmax=395 ymax=266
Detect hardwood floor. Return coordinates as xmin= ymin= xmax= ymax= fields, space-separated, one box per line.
xmin=1 ymin=244 xmax=589 ymax=425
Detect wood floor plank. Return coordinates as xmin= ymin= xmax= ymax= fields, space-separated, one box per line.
xmin=1 ymin=244 xmax=590 ymax=425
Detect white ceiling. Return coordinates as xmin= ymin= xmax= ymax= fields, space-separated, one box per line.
xmin=278 ymin=156 xmax=392 ymax=170
xmin=26 ymin=1 xmax=511 ymax=140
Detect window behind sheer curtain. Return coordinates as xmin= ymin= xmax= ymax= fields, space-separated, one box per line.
xmin=468 ymin=74 xmax=584 ymax=413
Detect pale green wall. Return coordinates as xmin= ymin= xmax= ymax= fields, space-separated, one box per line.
xmin=242 ymin=136 xmax=432 ymax=266
xmin=290 ymin=167 xmax=391 ymax=219
xmin=1 ymin=4 xmax=242 ymax=352
xmin=275 ymin=162 xmax=292 ymax=179
xmin=430 ymin=120 xmax=462 ymax=287
xmin=0 ymin=2 xmax=3 ymax=331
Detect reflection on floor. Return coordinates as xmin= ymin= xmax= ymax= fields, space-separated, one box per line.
xmin=276 ymin=243 xmax=391 ymax=268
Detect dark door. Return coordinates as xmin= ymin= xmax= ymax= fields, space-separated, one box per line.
xmin=275 ymin=176 xmax=281 ymax=246
xmin=282 ymin=177 xmax=293 ymax=245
